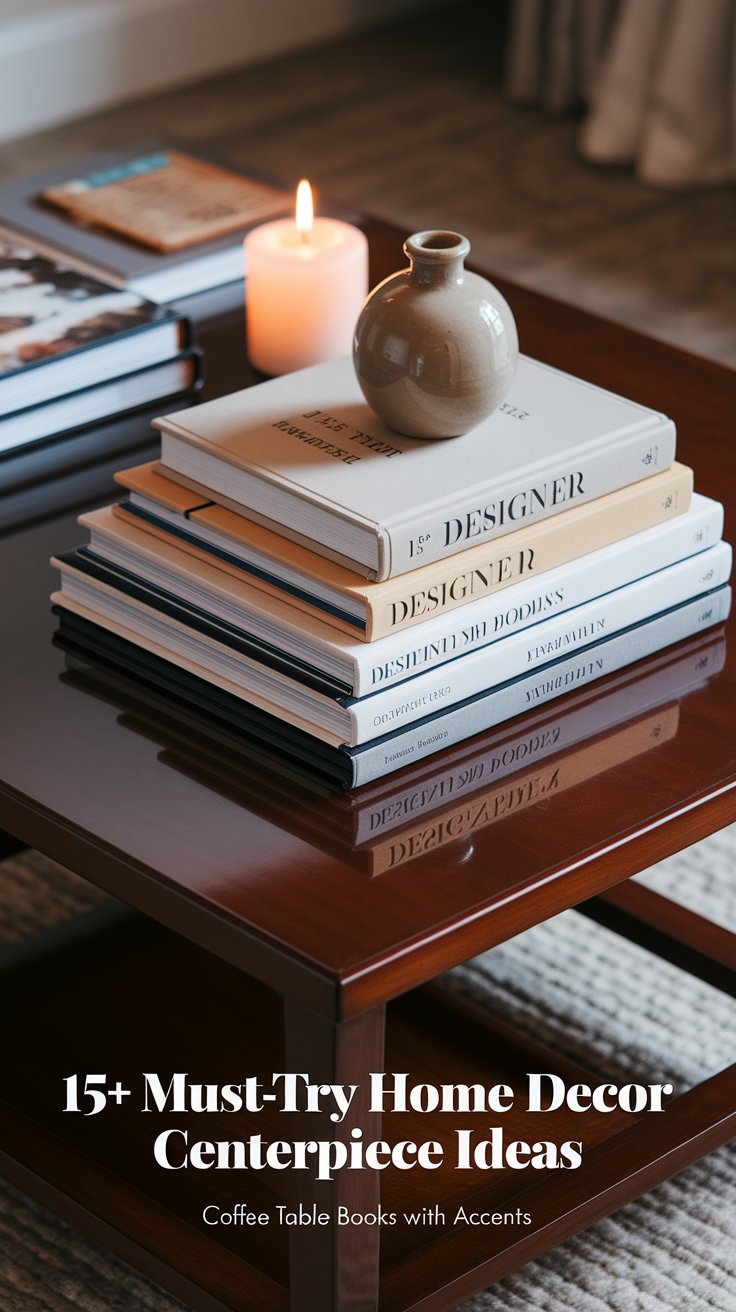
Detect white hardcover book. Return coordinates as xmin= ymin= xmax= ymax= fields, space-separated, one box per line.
xmin=153 ymin=354 xmax=676 ymax=579
xmin=0 ymin=355 xmax=198 ymax=454
xmin=77 ymin=495 xmax=724 ymax=698
xmin=52 ymin=542 xmax=732 ymax=746
xmin=349 ymin=544 xmax=731 ymax=740
xmin=348 ymin=589 xmax=731 ymax=786
xmin=114 ymin=459 xmax=693 ymax=640
xmin=350 ymin=631 xmax=724 ymax=840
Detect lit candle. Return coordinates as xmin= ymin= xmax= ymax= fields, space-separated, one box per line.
xmin=244 ymin=179 xmax=369 ymax=376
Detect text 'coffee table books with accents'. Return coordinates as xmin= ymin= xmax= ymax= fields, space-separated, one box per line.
xmin=51 ymin=354 xmax=733 ymax=789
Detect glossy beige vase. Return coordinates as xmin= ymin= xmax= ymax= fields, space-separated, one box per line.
xmin=353 ymin=230 xmax=518 ymax=439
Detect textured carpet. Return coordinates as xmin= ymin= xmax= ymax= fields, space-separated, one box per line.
xmin=1 ymin=833 xmax=734 ymax=1312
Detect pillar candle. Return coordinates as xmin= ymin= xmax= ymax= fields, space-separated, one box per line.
xmin=244 ymin=180 xmax=369 ymax=376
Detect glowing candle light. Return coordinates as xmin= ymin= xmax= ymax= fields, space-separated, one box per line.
xmin=295 ymin=177 xmax=313 ymax=239
xmin=244 ymin=179 xmax=369 ymax=376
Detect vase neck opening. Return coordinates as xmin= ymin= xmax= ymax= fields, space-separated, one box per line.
xmin=404 ymin=230 xmax=470 ymax=285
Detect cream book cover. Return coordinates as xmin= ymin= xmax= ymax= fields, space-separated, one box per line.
xmin=152 ymin=354 xmax=677 ymax=579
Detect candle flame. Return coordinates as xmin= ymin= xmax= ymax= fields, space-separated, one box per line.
xmin=295 ymin=178 xmax=314 ymax=240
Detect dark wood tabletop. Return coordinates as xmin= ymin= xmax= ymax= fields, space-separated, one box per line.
xmin=1 ymin=217 xmax=735 ymax=1021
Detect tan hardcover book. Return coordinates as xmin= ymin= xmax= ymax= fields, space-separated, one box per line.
xmin=42 ymin=150 xmax=290 ymax=252
xmin=114 ymin=460 xmax=695 ymax=641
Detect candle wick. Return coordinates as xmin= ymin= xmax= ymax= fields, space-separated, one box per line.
xmin=299 ymin=229 xmax=310 ymax=245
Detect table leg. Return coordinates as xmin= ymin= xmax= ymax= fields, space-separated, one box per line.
xmin=283 ymin=998 xmax=385 ymax=1312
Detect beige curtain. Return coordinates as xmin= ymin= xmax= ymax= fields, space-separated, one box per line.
xmin=504 ymin=0 xmax=736 ymax=186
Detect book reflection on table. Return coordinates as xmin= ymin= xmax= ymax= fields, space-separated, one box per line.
xmin=57 ymin=627 xmax=726 ymax=879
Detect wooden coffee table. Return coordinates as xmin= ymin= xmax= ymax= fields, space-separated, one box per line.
xmin=0 ymin=219 xmax=734 ymax=1312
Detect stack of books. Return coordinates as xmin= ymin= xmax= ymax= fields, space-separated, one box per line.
xmin=0 ymin=236 xmax=200 ymax=466
xmin=51 ymin=354 xmax=732 ymax=789
xmin=61 ymin=621 xmax=727 ymax=873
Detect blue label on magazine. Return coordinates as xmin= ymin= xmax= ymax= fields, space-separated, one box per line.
xmin=73 ymin=155 xmax=171 ymax=192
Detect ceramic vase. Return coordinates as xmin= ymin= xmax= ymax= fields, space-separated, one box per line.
xmin=353 ymin=230 xmax=518 ymax=439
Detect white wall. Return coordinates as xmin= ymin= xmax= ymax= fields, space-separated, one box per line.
xmin=0 ymin=0 xmax=437 ymax=143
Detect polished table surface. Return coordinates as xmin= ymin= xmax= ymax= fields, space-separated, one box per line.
xmin=1 ymin=217 xmax=735 ymax=1021
xmin=2 ymin=218 xmax=735 ymax=1312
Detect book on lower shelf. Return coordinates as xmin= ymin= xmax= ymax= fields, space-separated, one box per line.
xmin=152 ymin=353 xmax=678 ymax=580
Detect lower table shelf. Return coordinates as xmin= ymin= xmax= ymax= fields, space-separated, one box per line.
xmin=1 ymin=903 xmax=733 ymax=1312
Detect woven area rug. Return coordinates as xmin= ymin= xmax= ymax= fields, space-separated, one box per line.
xmin=1 ymin=832 xmax=734 ymax=1312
